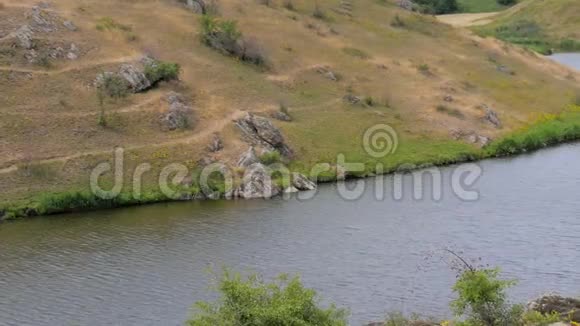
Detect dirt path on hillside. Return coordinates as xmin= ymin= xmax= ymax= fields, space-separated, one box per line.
xmin=0 ymin=55 xmax=141 ymax=75
xmin=436 ymin=12 xmax=499 ymax=27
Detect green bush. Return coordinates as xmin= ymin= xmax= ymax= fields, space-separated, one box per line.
xmin=187 ymin=271 xmax=348 ymax=326
xmin=200 ymin=15 xmax=266 ymax=66
xmin=259 ymin=151 xmax=282 ymax=165
xmin=144 ymin=61 xmax=181 ymax=84
xmin=452 ymin=268 xmax=521 ymax=326
xmin=497 ymin=0 xmax=517 ymax=5
xmin=98 ymin=74 xmax=129 ymax=99
xmin=414 ymin=0 xmax=459 ymax=14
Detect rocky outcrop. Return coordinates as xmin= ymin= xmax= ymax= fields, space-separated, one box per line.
xmin=344 ymin=93 xmax=361 ymax=105
xmin=27 ymin=6 xmax=59 ymax=33
xmin=235 ymin=163 xmax=280 ymax=199
xmin=119 ymin=64 xmax=151 ymax=92
xmin=528 ymin=295 xmax=580 ymax=322
xmin=292 ymin=173 xmax=316 ymax=191
xmin=237 ymin=146 xmax=259 ymax=168
xmin=14 ymin=25 xmax=34 ymax=49
xmin=63 ymin=20 xmax=78 ymax=32
xmin=235 ymin=113 xmax=293 ymax=158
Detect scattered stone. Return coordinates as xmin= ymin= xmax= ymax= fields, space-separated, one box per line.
xmin=14 ymin=25 xmax=34 ymax=49
xmin=444 ymin=94 xmax=454 ymax=102
xmin=235 ymin=113 xmax=293 ymax=158
xmin=119 ymin=64 xmax=151 ymax=92
xmin=49 ymin=46 xmax=64 ymax=59
xmin=314 ymin=65 xmax=339 ymax=81
xmin=343 ymin=93 xmax=361 ymax=104
xmin=398 ymin=0 xmax=415 ymax=11
xmin=480 ymin=104 xmax=502 ymax=128
xmin=292 ymin=172 xmax=316 ymax=191
xmin=160 ymin=92 xmax=191 ymax=131
xmin=24 ymin=49 xmax=38 ymax=63
xmin=271 ymin=110 xmax=292 ymax=122
xmin=237 ymin=146 xmax=259 ymax=168
xmin=207 ymin=133 xmax=223 ymax=152
xmin=451 ymin=129 xmax=491 ymax=147
xmin=235 ymin=163 xmax=280 ymax=199
xmin=528 ymin=295 xmax=580 ymax=322
xmin=63 ymin=20 xmax=77 ymax=31
xmin=496 ymin=64 xmax=515 ymax=75
xmin=185 ymin=0 xmax=205 ymax=13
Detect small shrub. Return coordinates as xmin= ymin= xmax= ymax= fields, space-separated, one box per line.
xmin=96 ymin=17 xmax=132 ymax=32
xmin=35 ymin=53 xmax=52 ymax=68
xmin=259 ymin=151 xmax=282 ymax=164
xmin=391 ymin=15 xmax=405 ymax=28
xmin=98 ymin=74 xmax=129 ymax=99
xmin=497 ymin=0 xmax=517 ymax=5
xmin=144 ymin=60 xmax=181 ymax=84
xmin=437 ymin=105 xmax=464 ymax=119
xmin=418 ymin=63 xmax=430 ymax=73
xmin=342 ymin=47 xmax=370 ymax=59
xmin=312 ymin=4 xmax=326 ymax=20
xmin=364 ymin=96 xmax=376 ymax=107
xmin=283 ymin=0 xmax=295 ymax=11
xmin=521 ymin=310 xmax=561 ymax=326
xmin=187 ymin=271 xmax=348 ymax=326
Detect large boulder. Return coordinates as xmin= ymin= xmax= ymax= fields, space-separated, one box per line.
xmin=528 ymin=295 xmax=580 ymax=322
xmin=235 ymin=113 xmax=293 ymax=158
xmin=235 ymin=163 xmax=280 ymax=199
xmin=28 ymin=6 xmax=59 ymax=33
xmin=118 ymin=64 xmax=151 ymax=92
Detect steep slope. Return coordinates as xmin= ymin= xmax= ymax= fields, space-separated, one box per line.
xmin=0 ymin=0 xmax=579 ymax=215
xmin=475 ymin=0 xmax=580 ymax=53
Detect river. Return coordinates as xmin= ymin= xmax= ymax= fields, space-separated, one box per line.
xmin=1 ymin=143 xmax=580 ymax=325
xmin=1 ymin=55 xmax=580 ymax=326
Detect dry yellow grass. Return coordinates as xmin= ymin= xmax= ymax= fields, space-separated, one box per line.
xmin=0 ymin=0 xmax=579 ymax=203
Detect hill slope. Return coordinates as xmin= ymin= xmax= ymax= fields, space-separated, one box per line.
xmin=0 ymin=0 xmax=579 ymax=215
xmin=475 ymin=0 xmax=580 ymax=53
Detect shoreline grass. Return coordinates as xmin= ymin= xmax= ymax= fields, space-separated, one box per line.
xmin=2 ymin=107 xmax=580 ymax=221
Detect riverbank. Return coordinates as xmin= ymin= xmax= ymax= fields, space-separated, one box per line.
xmin=2 ymin=106 xmax=580 ymax=221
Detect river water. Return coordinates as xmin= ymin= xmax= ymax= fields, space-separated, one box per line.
xmin=1 ymin=55 xmax=580 ymax=326
xmin=548 ymin=53 xmax=580 ymax=70
xmin=1 ymin=143 xmax=580 ymax=325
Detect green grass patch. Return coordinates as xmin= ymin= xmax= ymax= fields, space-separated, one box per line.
xmin=458 ymin=0 xmax=510 ymax=13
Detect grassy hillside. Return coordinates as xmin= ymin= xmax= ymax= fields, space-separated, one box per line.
xmin=475 ymin=0 xmax=580 ymax=53
xmin=0 ymin=0 xmax=579 ymax=216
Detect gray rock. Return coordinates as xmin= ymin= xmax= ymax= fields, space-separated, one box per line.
xmin=235 ymin=113 xmax=293 ymax=158
xmin=444 ymin=94 xmax=454 ymax=102
xmin=451 ymin=129 xmax=491 ymax=147
xmin=63 ymin=20 xmax=77 ymax=31
xmin=344 ymin=93 xmax=361 ymax=104
xmin=161 ymin=92 xmax=191 ymax=130
xmin=292 ymin=172 xmax=316 ymax=191
xmin=528 ymin=295 xmax=580 ymax=322
xmin=185 ymin=0 xmax=204 ymax=13
xmin=14 ymin=25 xmax=34 ymax=49
xmin=28 ymin=6 xmax=58 ymax=32
xmin=236 ymin=163 xmax=280 ymax=199
xmin=118 ymin=64 xmax=151 ymax=92
xmin=271 ymin=110 xmax=292 ymax=122
xmin=481 ymin=104 xmax=502 ymax=128
xmin=284 ymin=186 xmax=299 ymax=193
xmin=207 ymin=133 xmax=223 ymax=152
xmin=398 ymin=0 xmax=415 ymax=11
xmin=237 ymin=146 xmax=259 ymax=168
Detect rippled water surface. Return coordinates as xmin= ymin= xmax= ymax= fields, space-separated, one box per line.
xmin=1 ymin=143 xmax=580 ymax=325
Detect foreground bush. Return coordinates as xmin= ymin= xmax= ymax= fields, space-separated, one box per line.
xmin=187 ymin=271 xmax=348 ymax=326
xmin=144 ymin=60 xmax=181 ymax=85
